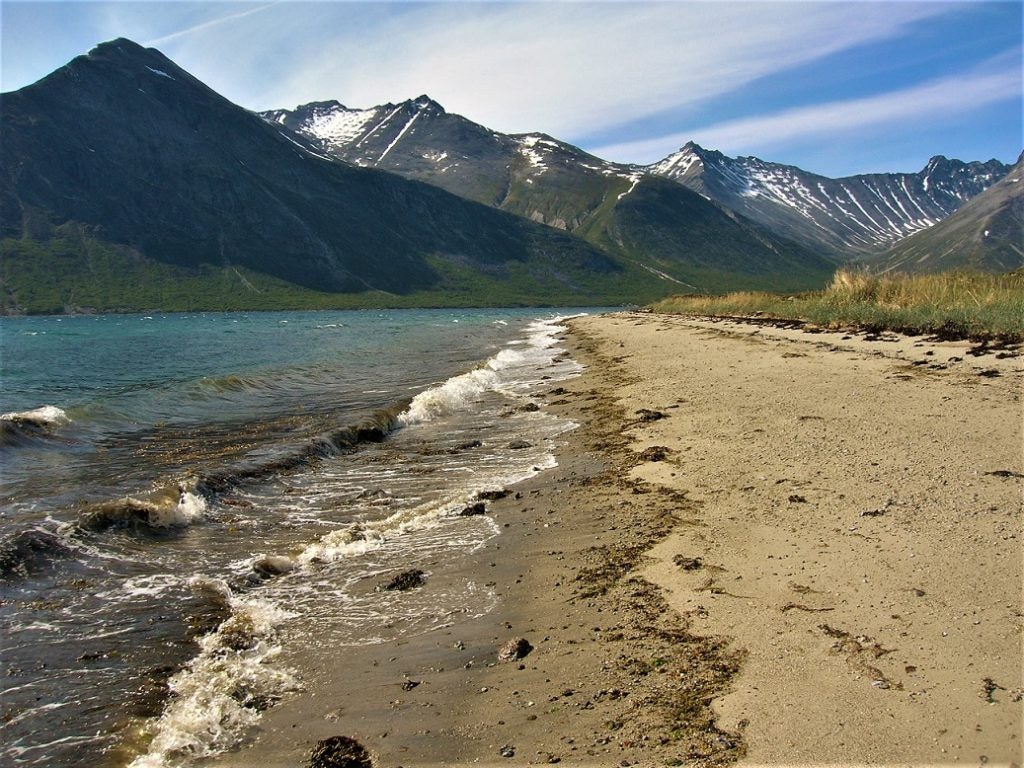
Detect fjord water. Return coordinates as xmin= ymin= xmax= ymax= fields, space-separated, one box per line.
xmin=0 ymin=309 xmax=587 ymax=767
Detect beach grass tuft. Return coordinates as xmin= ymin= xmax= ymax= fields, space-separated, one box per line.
xmin=651 ymin=268 xmax=1024 ymax=341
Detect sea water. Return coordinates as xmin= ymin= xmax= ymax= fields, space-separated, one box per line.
xmin=0 ymin=308 xmax=591 ymax=767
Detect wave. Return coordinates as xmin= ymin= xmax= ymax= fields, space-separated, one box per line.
xmin=399 ymin=315 xmax=577 ymax=426
xmin=297 ymin=484 xmax=508 ymax=566
xmin=399 ymin=366 xmax=499 ymax=425
xmin=38 ymin=401 xmax=409 ymax=549
xmin=195 ymin=401 xmax=409 ymax=497
xmin=128 ymin=577 xmax=300 ymax=767
xmin=72 ymin=489 xmax=207 ymax=535
xmin=194 ymin=374 xmax=264 ymax=394
xmin=1 ymin=405 xmax=69 ymax=426
xmin=0 ymin=405 xmax=71 ymax=447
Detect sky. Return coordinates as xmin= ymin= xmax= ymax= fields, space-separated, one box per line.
xmin=1 ymin=1 xmax=1021 ymax=177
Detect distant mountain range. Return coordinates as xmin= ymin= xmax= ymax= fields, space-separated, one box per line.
xmin=878 ymin=153 xmax=1023 ymax=274
xmin=649 ymin=143 xmax=1010 ymax=257
xmin=267 ymin=98 xmax=1018 ymax=271
xmin=0 ymin=38 xmax=1018 ymax=314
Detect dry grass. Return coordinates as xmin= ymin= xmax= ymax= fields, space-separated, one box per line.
xmin=652 ymin=268 xmax=1024 ymax=341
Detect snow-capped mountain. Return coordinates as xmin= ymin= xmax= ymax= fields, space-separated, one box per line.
xmin=267 ymin=99 xmax=1010 ymax=265
xmin=649 ymin=143 xmax=1010 ymax=256
xmin=878 ymin=152 xmax=1023 ymax=274
xmin=262 ymin=97 xmax=643 ymax=226
xmin=262 ymin=98 xmax=834 ymax=293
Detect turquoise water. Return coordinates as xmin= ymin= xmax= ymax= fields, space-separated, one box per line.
xmin=0 ymin=308 xmax=592 ymax=767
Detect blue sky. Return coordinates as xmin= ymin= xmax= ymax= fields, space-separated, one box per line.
xmin=1 ymin=1 xmax=1020 ymax=177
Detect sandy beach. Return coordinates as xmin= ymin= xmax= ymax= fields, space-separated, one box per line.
xmin=215 ymin=311 xmax=1022 ymax=768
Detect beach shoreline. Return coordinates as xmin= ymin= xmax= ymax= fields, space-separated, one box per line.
xmin=212 ymin=311 xmax=1022 ymax=768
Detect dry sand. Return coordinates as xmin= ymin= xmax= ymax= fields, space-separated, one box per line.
xmin=215 ymin=311 xmax=1022 ymax=768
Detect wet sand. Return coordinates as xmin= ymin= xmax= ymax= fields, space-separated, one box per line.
xmin=215 ymin=311 xmax=1022 ymax=768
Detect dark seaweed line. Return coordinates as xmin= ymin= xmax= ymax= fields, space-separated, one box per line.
xmin=194 ymin=397 xmax=412 ymax=498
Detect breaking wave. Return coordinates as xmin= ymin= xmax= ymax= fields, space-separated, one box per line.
xmin=71 ymin=490 xmax=208 ymax=534
xmin=0 ymin=405 xmax=71 ymax=447
xmin=399 ymin=315 xmax=577 ymax=425
xmin=128 ymin=577 xmax=300 ymax=767
xmin=399 ymin=367 xmax=499 ymax=425
xmin=195 ymin=402 xmax=409 ymax=497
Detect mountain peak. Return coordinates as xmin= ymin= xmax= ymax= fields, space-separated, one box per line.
xmin=84 ymin=37 xmax=174 ymax=70
xmin=924 ymin=155 xmax=952 ymax=173
xmin=304 ymin=99 xmax=344 ymax=110
xmin=88 ymin=37 xmax=147 ymax=56
xmin=411 ymin=94 xmax=445 ymax=113
xmin=647 ymin=142 xmax=711 ymax=178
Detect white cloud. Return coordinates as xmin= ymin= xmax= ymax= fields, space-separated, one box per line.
xmin=592 ymin=50 xmax=1022 ymax=164
xmin=125 ymin=1 xmax=954 ymax=132
xmin=12 ymin=0 xmax=1008 ymax=177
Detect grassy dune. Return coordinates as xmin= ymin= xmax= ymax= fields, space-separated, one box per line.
xmin=652 ymin=268 xmax=1024 ymax=341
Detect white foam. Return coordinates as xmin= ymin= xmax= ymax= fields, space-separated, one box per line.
xmin=140 ymin=491 xmax=207 ymax=529
xmin=399 ymin=316 xmax=580 ymax=425
xmin=298 ymin=498 xmax=458 ymax=564
xmin=129 ymin=578 xmax=299 ymax=767
xmin=173 ymin=491 xmax=207 ymax=524
xmin=1 ymin=405 xmax=69 ymax=426
xmin=399 ymin=367 xmax=499 ymax=425
xmin=119 ymin=574 xmax=185 ymax=598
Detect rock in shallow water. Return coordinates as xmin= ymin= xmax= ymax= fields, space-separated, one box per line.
xmin=252 ymin=555 xmax=295 ymax=579
xmin=377 ymin=569 xmax=426 ymax=591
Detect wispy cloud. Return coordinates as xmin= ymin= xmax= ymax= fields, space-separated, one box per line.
xmin=129 ymin=1 xmax=953 ymax=129
xmin=592 ymin=49 xmax=1022 ymax=164
xmin=143 ymin=2 xmax=284 ymax=48
xmin=250 ymin=1 xmax=952 ymax=135
xmin=4 ymin=1 xmax=1015 ymax=177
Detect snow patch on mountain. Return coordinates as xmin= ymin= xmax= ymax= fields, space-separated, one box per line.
xmin=515 ymin=135 xmax=555 ymax=173
xmin=376 ymin=110 xmax=422 ymax=164
xmin=650 ymin=147 xmax=701 ymax=178
xmin=305 ymin=105 xmax=378 ymax=147
xmin=145 ymin=66 xmax=175 ymax=80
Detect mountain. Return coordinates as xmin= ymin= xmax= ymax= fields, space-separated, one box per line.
xmin=262 ymin=99 xmax=834 ymax=293
xmin=264 ymin=97 xmax=638 ymax=227
xmin=0 ymin=39 xmax=669 ymax=313
xmin=649 ymin=143 xmax=1010 ymax=258
xmin=877 ymin=153 xmax=1023 ymax=274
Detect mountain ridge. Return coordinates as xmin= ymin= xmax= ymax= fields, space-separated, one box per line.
xmin=261 ymin=97 xmax=834 ymax=293
xmin=652 ymin=141 xmax=1010 ymax=256
xmin=2 ymin=38 xmax=1010 ymax=314
xmin=877 ymin=154 xmax=1023 ymax=273
xmin=267 ymin=97 xmax=1011 ymax=263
